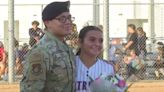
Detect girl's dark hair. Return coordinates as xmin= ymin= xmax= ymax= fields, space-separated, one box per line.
xmin=76 ymin=26 xmax=102 ymax=55
xmin=79 ymin=26 xmax=102 ymax=42
xmin=128 ymin=24 xmax=136 ymax=31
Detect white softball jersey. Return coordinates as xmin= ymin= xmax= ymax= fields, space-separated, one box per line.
xmin=75 ymin=56 xmax=115 ymax=92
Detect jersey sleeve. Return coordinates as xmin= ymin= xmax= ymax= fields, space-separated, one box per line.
xmin=103 ymin=60 xmax=116 ymax=75
xmin=20 ymin=48 xmax=46 ymax=92
xmin=107 ymin=61 xmax=116 ymax=75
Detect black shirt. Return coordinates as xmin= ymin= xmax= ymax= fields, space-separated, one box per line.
xmin=127 ymin=33 xmax=140 ymax=55
xmin=29 ymin=28 xmax=44 ymax=47
xmin=138 ymin=35 xmax=147 ymax=50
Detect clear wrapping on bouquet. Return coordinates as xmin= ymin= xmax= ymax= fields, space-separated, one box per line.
xmin=88 ymin=74 xmax=127 ymax=92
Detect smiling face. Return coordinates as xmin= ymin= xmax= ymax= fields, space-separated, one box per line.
xmin=44 ymin=12 xmax=73 ymax=38
xmin=79 ymin=30 xmax=103 ymax=57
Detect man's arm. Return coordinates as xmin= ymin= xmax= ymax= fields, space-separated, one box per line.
xmin=20 ymin=48 xmax=46 ymax=92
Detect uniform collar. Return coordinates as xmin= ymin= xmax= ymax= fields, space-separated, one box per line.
xmin=44 ymin=30 xmax=69 ymax=51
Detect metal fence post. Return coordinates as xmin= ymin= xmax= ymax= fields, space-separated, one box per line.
xmin=93 ymin=0 xmax=100 ymax=26
xmin=8 ymin=0 xmax=15 ymax=83
xmin=103 ymin=0 xmax=109 ymax=60
xmin=41 ymin=4 xmax=44 ymax=30
xmin=150 ymin=0 xmax=155 ymax=52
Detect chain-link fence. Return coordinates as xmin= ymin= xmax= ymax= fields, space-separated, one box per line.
xmin=108 ymin=37 xmax=164 ymax=82
xmin=0 ymin=1 xmax=164 ymax=86
xmin=65 ymin=24 xmax=164 ymax=82
xmin=0 ymin=30 xmax=164 ymax=84
xmin=0 ymin=39 xmax=29 ymax=82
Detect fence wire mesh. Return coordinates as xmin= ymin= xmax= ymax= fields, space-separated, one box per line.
xmin=0 ymin=25 xmax=164 ymax=84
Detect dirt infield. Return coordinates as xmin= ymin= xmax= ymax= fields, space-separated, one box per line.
xmin=0 ymin=83 xmax=19 ymax=92
xmin=128 ymin=81 xmax=164 ymax=92
xmin=0 ymin=81 xmax=164 ymax=92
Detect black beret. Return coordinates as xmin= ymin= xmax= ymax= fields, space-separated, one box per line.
xmin=42 ymin=1 xmax=70 ymax=21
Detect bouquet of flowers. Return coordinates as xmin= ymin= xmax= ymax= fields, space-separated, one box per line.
xmin=88 ymin=74 xmax=128 ymax=92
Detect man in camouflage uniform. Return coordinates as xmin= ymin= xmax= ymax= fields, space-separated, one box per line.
xmin=20 ymin=1 xmax=75 ymax=92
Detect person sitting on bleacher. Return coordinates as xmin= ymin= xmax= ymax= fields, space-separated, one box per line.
xmin=154 ymin=42 xmax=164 ymax=78
xmin=124 ymin=49 xmax=145 ymax=79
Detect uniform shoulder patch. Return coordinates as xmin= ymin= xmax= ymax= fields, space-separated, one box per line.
xmin=23 ymin=47 xmax=46 ymax=80
xmin=28 ymin=49 xmax=44 ymax=76
xmin=31 ymin=63 xmax=43 ymax=75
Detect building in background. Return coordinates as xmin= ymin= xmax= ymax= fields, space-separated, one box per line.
xmin=0 ymin=0 xmax=164 ymax=49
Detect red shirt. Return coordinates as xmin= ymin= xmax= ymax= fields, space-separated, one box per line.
xmin=0 ymin=48 xmax=5 ymax=61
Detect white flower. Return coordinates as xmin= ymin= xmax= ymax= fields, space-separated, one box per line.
xmin=89 ymin=74 xmax=127 ymax=92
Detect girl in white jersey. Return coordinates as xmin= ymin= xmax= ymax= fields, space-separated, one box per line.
xmin=75 ymin=26 xmax=115 ymax=92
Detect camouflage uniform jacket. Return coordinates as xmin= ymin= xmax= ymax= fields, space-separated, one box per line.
xmin=20 ymin=31 xmax=75 ymax=92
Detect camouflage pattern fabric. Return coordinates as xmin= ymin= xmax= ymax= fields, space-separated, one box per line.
xmin=20 ymin=31 xmax=75 ymax=92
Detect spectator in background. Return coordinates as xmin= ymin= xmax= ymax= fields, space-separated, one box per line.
xmin=65 ymin=23 xmax=78 ymax=54
xmin=124 ymin=49 xmax=145 ymax=79
xmin=29 ymin=20 xmax=44 ymax=47
xmin=154 ymin=42 xmax=164 ymax=78
xmin=0 ymin=41 xmax=7 ymax=80
xmin=124 ymin=50 xmax=138 ymax=77
xmin=109 ymin=38 xmax=122 ymax=62
xmin=19 ymin=43 xmax=29 ymax=63
xmin=124 ymin=24 xmax=140 ymax=56
xmin=65 ymin=23 xmax=77 ymax=41
xmin=13 ymin=39 xmax=19 ymax=74
xmin=16 ymin=43 xmax=29 ymax=74
xmin=137 ymin=27 xmax=147 ymax=59
xmin=2 ymin=38 xmax=20 ymax=80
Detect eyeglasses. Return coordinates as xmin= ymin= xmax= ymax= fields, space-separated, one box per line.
xmin=55 ymin=16 xmax=75 ymax=23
